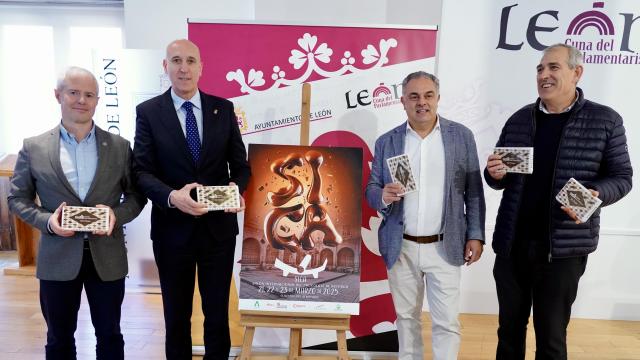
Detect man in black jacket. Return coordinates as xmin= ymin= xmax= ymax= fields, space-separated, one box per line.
xmin=485 ymin=44 xmax=632 ymax=360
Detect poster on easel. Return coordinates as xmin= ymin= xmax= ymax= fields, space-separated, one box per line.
xmin=189 ymin=20 xmax=438 ymax=350
xmin=239 ymin=144 xmax=362 ymax=315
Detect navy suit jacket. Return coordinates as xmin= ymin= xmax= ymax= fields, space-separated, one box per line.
xmin=133 ymin=89 xmax=251 ymax=243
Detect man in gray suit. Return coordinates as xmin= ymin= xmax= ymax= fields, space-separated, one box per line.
xmin=8 ymin=66 xmax=146 ymax=360
xmin=365 ymin=71 xmax=485 ymax=360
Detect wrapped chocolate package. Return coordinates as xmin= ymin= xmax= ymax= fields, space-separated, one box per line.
xmin=61 ymin=206 xmax=110 ymax=232
xmin=386 ymin=153 xmax=417 ymax=194
xmin=196 ymin=185 xmax=241 ymax=211
xmin=555 ymin=177 xmax=602 ymax=222
xmin=494 ymin=147 xmax=534 ymax=174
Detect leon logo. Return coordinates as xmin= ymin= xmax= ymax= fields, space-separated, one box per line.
xmin=373 ymin=83 xmax=392 ymax=97
xmin=345 ymin=82 xmax=402 ymax=110
xmin=497 ymin=2 xmax=640 ymax=64
xmin=566 ymin=2 xmax=614 ymax=36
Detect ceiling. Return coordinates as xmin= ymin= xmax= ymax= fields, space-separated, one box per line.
xmin=0 ymin=0 xmax=123 ymax=6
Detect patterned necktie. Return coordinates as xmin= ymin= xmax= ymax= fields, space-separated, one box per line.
xmin=182 ymin=101 xmax=201 ymax=163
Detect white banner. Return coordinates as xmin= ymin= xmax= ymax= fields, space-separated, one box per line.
xmin=92 ymin=49 xmax=167 ymax=290
xmin=439 ymin=0 xmax=640 ymax=320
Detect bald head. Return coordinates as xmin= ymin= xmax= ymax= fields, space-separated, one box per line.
xmin=54 ymin=66 xmax=99 ymax=128
xmin=56 ymin=66 xmax=99 ymax=95
xmin=165 ymin=39 xmax=200 ymax=59
xmin=164 ymin=39 xmax=203 ymax=100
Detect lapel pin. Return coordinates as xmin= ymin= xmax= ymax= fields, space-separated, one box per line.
xmin=214 ymin=109 xmax=218 ymax=115
xmin=102 ymin=142 xmax=107 ymax=146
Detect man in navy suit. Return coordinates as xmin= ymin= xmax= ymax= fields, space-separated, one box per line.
xmin=133 ymin=39 xmax=251 ymax=359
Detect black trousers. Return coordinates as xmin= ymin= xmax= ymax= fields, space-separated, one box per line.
xmin=153 ymin=221 xmax=236 ymax=360
xmin=39 ymin=248 xmax=125 ymax=360
xmin=493 ymin=253 xmax=587 ymax=360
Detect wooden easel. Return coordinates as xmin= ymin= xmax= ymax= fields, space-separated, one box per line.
xmin=238 ymin=83 xmax=351 ymax=360
xmin=238 ymin=310 xmax=350 ymax=360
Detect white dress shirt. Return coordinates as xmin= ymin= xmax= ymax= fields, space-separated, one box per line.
xmin=402 ymin=118 xmax=445 ymax=236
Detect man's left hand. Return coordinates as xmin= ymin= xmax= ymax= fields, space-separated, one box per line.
xmin=93 ymin=204 xmax=115 ymax=236
xmin=464 ymin=239 xmax=483 ymax=266
xmin=225 ymin=182 xmax=246 ymax=213
xmin=561 ymin=189 xmax=599 ymax=224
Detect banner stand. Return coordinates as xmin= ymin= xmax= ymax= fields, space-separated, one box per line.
xmin=237 ymin=83 xmax=352 ymax=360
xmin=299 ymin=83 xmax=311 ymax=146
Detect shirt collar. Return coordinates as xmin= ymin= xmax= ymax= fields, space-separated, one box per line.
xmin=59 ymin=122 xmax=96 ymax=145
xmin=171 ymin=88 xmax=201 ymax=112
xmin=539 ymin=90 xmax=579 ymax=114
xmin=406 ymin=115 xmax=441 ymax=137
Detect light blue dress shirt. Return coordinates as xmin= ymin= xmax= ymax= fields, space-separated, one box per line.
xmin=59 ymin=123 xmax=98 ymax=202
xmin=166 ymin=89 xmax=204 ymax=207
xmin=171 ymin=88 xmax=203 ymax=142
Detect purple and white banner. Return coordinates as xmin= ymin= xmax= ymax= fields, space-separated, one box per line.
xmin=190 ymin=21 xmax=438 ymax=349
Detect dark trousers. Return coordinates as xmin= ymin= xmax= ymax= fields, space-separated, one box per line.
xmin=493 ymin=254 xmax=587 ymax=360
xmin=153 ymin=221 xmax=236 ymax=360
xmin=39 ymin=248 xmax=125 ymax=360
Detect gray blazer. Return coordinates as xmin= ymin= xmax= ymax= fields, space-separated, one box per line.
xmin=8 ymin=125 xmax=146 ymax=281
xmin=365 ymin=118 xmax=485 ymax=268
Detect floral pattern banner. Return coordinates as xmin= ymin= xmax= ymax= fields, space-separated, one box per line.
xmin=189 ymin=21 xmax=437 ymax=350
xmin=189 ymin=23 xmax=436 ymax=99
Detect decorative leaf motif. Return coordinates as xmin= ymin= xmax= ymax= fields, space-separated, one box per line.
xmin=226 ymin=33 xmax=399 ymax=95
xmin=289 ymin=49 xmax=307 ymax=69
xmin=226 ymin=69 xmax=244 ymax=82
xmin=378 ymin=38 xmax=398 ymax=65
xmin=314 ymin=43 xmax=333 ymax=63
xmin=247 ymin=69 xmax=265 ymax=87
xmin=298 ymin=33 xmax=317 ymax=52
xmin=379 ymin=38 xmax=398 ymax=52
xmin=361 ymin=44 xmax=380 ymax=65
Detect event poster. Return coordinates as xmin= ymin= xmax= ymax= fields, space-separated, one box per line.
xmin=239 ymin=144 xmax=362 ymax=314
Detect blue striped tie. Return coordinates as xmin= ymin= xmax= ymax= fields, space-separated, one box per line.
xmin=182 ymin=101 xmax=201 ymax=162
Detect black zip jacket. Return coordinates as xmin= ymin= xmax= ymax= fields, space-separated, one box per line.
xmin=484 ymin=88 xmax=633 ymax=259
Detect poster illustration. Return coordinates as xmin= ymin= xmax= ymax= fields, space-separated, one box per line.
xmin=239 ymin=144 xmax=362 ymax=314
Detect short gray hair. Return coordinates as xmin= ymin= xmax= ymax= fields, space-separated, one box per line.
xmin=401 ymin=71 xmax=440 ymax=94
xmin=56 ymin=66 xmax=99 ymax=95
xmin=544 ymin=43 xmax=584 ymax=69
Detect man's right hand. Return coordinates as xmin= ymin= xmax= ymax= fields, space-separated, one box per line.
xmin=382 ymin=182 xmax=405 ymax=205
xmin=169 ymin=183 xmax=209 ymax=216
xmin=487 ymin=154 xmax=507 ymax=180
xmin=48 ymin=202 xmax=75 ymax=237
